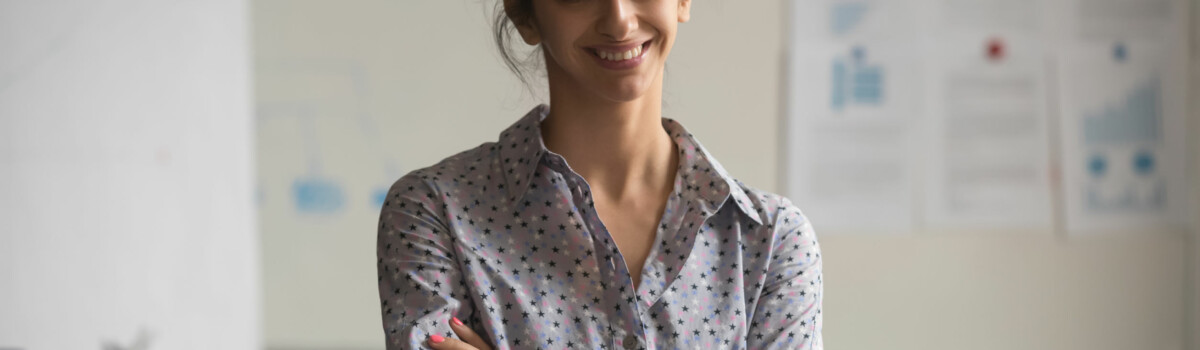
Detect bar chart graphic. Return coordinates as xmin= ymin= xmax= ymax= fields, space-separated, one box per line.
xmin=1080 ymin=78 xmax=1164 ymax=211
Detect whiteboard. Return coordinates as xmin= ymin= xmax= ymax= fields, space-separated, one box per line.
xmin=0 ymin=1 xmax=259 ymax=349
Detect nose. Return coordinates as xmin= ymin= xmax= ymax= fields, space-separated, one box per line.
xmin=596 ymin=0 xmax=637 ymax=41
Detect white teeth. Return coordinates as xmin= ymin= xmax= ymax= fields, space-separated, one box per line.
xmin=597 ymin=45 xmax=644 ymax=62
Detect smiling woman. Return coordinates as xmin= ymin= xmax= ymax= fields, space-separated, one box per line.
xmin=376 ymin=0 xmax=823 ymax=349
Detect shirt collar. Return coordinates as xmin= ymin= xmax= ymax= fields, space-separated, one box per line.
xmin=497 ymin=104 xmax=763 ymax=225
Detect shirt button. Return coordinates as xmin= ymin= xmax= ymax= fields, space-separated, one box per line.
xmin=622 ymin=334 xmax=638 ymax=349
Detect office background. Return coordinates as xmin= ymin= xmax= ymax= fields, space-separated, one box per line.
xmin=3 ymin=0 xmax=1199 ymax=349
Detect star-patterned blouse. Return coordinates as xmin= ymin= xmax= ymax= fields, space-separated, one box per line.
xmin=377 ymin=104 xmax=823 ymax=350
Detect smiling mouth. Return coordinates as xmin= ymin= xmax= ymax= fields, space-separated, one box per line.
xmin=589 ymin=41 xmax=651 ymax=62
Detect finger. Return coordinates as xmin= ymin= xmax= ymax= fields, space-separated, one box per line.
xmin=448 ymin=317 xmax=493 ymax=350
xmin=426 ymin=333 xmax=478 ymax=350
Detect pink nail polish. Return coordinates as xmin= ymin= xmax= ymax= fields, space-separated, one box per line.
xmin=451 ymin=317 xmax=464 ymax=326
xmin=429 ymin=334 xmax=444 ymax=343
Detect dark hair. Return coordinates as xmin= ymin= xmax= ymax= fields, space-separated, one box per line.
xmin=492 ymin=1 xmax=541 ymax=89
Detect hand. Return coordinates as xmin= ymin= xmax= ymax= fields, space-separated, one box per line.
xmin=426 ymin=316 xmax=493 ymax=350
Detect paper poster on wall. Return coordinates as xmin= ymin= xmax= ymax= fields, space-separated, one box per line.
xmin=1056 ymin=42 xmax=1190 ymax=234
xmin=787 ymin=0 xmax=1191 ymax=235
xmin=786 ymin=42 xmax=921 ymax=233
xmin=786 ymin=0 xmax=921 ymax=233
xmin=920 ymin=34 xmax=1054 ymax=229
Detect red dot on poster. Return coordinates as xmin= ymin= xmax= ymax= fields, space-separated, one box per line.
xmin=987 ymin=38 xmax=1005 ymax=61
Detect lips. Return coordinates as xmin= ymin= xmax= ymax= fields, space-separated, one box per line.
xmin=586 ymin=40 xmax=652 ymax=69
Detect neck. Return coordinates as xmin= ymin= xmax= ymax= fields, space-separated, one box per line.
xmin=539 ymin=63 xmax=677 ymax=201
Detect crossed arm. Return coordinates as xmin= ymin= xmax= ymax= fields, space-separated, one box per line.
xmin=744 ymin=198 xmax=824 ymax=349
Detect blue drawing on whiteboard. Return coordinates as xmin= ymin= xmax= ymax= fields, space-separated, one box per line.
xmin=257 ymin=61 xmax=405 ymax=216
xmin=1081 ymin=78 xmax=1164 ymax=211
xmin=372 ymin=187 xmax=389 ymax=209
xmin=293 ymin=177 xmax=345 ymax=213
xmin=831 ymin=2 xmax=870 ymax=36
xmin=831 ymin=46 xmax=884 ymax=111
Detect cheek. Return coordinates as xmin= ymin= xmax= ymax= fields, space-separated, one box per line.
xmin=653 ymin=27 xmax=677 ymax=55
xmin=541 ymin=36 xmax=578 ymax=68
xmin=544 ymin=37 xmax=592 ymax=69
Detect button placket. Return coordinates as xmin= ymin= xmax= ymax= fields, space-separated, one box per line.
xmin=565 ymin=173 xmax=650 ymax=350
xmin=543 ymin=151 xmax=652 ymax=349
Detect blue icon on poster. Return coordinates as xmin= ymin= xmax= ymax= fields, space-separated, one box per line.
xmin=1113 ymin=42 xmax=1127 ymax=63
xmin=1088 ymin=155 xmax=1107 ymax=177
xmin=831 ymin=46 xmax=885 ymax=111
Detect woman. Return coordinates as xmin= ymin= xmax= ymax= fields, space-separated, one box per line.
xmin=377 ymin=0 xmax=823 ymax=349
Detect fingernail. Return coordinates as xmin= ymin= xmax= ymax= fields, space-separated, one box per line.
xmin=451 ymin=317 xmax=464 ymax=326
xmin=429 ymin=334 xmax=444 ymax=343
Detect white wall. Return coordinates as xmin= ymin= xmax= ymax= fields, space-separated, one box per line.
xmin=1189 ymin=0 xmax=1200 ymax=347
xmin=0 ymin=1 xmax=259 ymax=349
xmin=253 ymin=1 xmax=1196 ymax=349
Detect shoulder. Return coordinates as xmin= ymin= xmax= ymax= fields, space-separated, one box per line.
xmin=733 ymin=180 xmax=815 ymax=241
xmin=385 ymin=141 xmax=502 ymax=205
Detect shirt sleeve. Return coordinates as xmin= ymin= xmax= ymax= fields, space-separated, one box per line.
xmin=745 ymin=197 xmax=824 ymax=349
xmin=377 ymin=173 xmax=475 ymax=349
